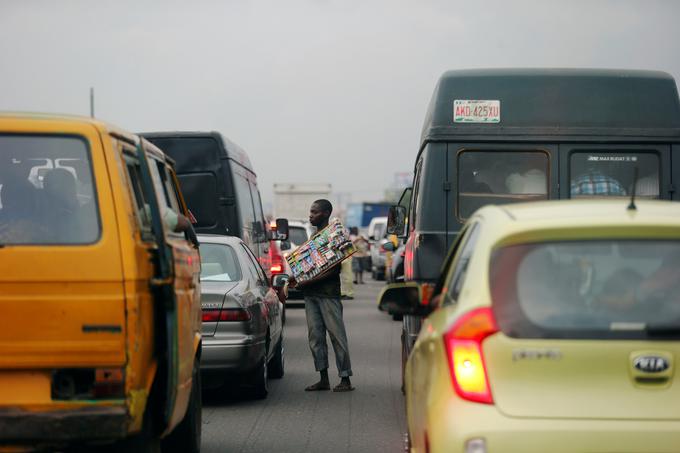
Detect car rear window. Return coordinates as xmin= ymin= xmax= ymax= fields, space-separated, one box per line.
xmin=200 ymin=243 xmax=241 ymax=282
xmin=289 ymin=226 xmax=308 ymax=246
xmin=0 ymin=135 xmax=100 ymax=245
xmin=458 ymin=150 xmax=548 ymax=220
xmin=490 ymin=240 xmax=680 ymax=340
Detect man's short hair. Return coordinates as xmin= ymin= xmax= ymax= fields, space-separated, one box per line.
xmin=313 ymin=199 xmax=333 ymax=215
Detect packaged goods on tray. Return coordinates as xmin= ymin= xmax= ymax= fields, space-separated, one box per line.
xmin=285 ymin=218 xmax=356 ymax=283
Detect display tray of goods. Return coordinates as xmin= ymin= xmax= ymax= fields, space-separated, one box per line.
xmin=285 ymin=218 xmax=356 ymax=283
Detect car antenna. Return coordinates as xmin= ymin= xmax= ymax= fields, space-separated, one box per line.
xmin=627 ymin=166 xmax=639 ymax=211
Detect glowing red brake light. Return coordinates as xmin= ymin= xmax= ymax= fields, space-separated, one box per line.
xmin=270 ymin=264 xmax=283 ymax=273
xmin=443 ymin=307 xmax=498 ymax=404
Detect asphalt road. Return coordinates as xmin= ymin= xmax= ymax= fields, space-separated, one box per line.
xmin=200 ymin=279 xmax=407 ymax=453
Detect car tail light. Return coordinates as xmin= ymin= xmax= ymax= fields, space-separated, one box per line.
xmin=443 ymin=307 xmax=498 ymax=404
xmin=419 ymin=282 xmax=436 ymax=307
xmin=269 ymin=244 xmax=284 ymax=275
xmin=202 ymin=308 xmax=251 ymax=322
xmin=219 ymin=308 xmax=251 ymax=322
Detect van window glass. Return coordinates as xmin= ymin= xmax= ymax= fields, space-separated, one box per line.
xmin=200 ymin=243 xmax=241 ymax=282
xmin=177 ymin=173 xmax=218 ymax=228
xmin=490 ymin=240 xmax=680 ymax=340
xmin=148 ymin=157 xmax=182 ymax=235
xmin=410 ymin=159 xmax=423 ymax=229
xmin=458 ymin=151 xmax=548 ymax=220
xmin=0 ymin=135 xmax=99 ymax=245
xmin=249 ymin=181 xmax=266 ymax=243
xmin=570 ymin=152 xmax=659 ymax=198
xmin=122 ymin=154 xmax=153 ymax=234
xmin=234 ymin=173 xmax=255 ymax=234
xmin=446 ymin=223 xmax=480 ymax=303
xmin=146 ymin=137 xmax=220 ymax=173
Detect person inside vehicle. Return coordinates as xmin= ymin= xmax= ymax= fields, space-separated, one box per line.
xmin=571 ymin=167 xmax=627 ymax=197
xmin=592 ymin=268 xmax=644 ymax=322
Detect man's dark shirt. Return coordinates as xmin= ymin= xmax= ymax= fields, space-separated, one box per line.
xmin=301 ymin=264 xmax=341 ymax=299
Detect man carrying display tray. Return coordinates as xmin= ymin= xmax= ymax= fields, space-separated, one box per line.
xmin=289 ymin=199 xmax=355 ymax=392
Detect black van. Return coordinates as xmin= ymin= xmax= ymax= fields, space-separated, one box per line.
xmin=389 ymin=68 xmax=680 ymax=371
xmin=142 ymin=132 xmax=271 ymax=265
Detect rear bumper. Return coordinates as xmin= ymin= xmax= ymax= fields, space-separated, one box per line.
xmin=0 ymin=406 xmax=127 ymax=442
xmin=420 ymin=398 xmax=680 ymax=453
xmin=200 ymin=337 xmax=265 ymax=373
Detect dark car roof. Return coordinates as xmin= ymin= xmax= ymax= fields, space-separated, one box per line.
xmin=421 ymin=68 xmax=680 ymax=145
xmin=140 ymin=131 xmax=255 ymax=174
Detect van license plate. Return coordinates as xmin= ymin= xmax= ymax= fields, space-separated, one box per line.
xmin=454 ymin=100 xmax=500 ymax=123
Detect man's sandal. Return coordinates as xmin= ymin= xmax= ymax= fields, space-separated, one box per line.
xmin=304 ymin=382 xmax=330 ymax=391
xmin=332 ymin=382 xmax=355 ymax=392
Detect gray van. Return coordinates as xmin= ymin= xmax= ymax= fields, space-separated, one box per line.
xmin=389 ymin=68 xmax=680 ymax=376
xmin=142 ymin=132 xmax=271 ymax=267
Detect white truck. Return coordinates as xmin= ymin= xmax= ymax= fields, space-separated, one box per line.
xmin=273 ymin=183 xmax=332 ymax=221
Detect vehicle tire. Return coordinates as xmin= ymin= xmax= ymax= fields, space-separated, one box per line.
xmin=250 ymin=356 xmax=269 ymax=399
xmin=161 ymin=357 xmax=202 ymax=453
xmin=392 ymin=313 xmax=403 ymax=321
xmin=268 ymin=335 xmax=285 ymax=379
xmin=282 ymin=304 xmax=286 ymax=325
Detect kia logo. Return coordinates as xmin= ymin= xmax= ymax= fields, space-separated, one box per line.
xmin=633 ymin=356 xmax=670 ymax=373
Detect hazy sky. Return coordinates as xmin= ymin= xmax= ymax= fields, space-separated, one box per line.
xmin=2 ymin=0 xmax=679 ymax=208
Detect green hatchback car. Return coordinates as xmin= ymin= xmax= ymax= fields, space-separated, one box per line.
xmin=380 ymin=200 xmax=680 ymax=453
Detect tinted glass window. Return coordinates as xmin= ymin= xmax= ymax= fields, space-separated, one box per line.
xmin=0 ymin=135 xmax=99 ymax=244
xmin=146 ymin=137 xmax=220 ymax=173
xmin=570 ymin=152 xmax=659 ymax=198
xmin=491 ymin=240 xmax=680 ymax=340
xmin=249 ymin=181 xmax=266 ymax=242
xmin=458 ymin=151 xmax=548 ymax=220
xmin=289 ymin=226 xmax=308 ymax=246
xmin=123 ymin=154 xmax=153 ymax=234
xmin=234 ymin=173 xmax=255 ymax=234
xmin=177 ymin=173 xmax=218 ymax=228
xmin=200 ymin=243 xmax=241 ymax=282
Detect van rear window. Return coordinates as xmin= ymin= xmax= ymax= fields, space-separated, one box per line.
xmin=570 ymin=152 xmax=660 ymax=198
xmin=0 ymin=135 xmax=100 ymax=245
xmin=490 ymin=240 xmax=680 ymax=340
xmin=458 ymin=151 xmax=548 ymax=219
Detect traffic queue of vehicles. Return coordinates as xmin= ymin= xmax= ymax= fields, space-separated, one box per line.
xmin=380 ymin=68 xmax=680 ymax=452
xmin=0 ymin=115 xmax=289 ymax=451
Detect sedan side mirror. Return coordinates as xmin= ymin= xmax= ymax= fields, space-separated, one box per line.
xmin=271 ymin=273 xmax=289 ymax=288
xmin=378 ymin=282 xmax=420 ymax=315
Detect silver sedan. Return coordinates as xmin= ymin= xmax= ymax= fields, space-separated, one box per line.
xmin=198 ymin=234 xmax=285 ymax=399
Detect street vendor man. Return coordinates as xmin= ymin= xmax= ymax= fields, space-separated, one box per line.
xmin=289 ymin=199 xmax=355 ymax=392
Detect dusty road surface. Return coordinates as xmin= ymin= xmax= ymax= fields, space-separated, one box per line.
xmin=200 ymin=279 xmax=407 ymax=453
